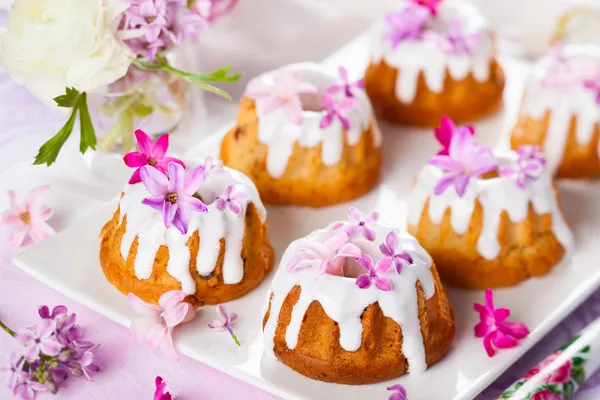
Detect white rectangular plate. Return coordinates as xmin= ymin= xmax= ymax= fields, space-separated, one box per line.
xmin=13 ymin=33 xmax=600 ymax=400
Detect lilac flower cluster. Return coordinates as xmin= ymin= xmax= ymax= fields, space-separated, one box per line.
xmin=122 ymin=0 xmax=205 ymax=60
xmin=320 ymin=67 xmax=364 ymax=130
xmin=0 ymin=306 xmax=99 ymax=400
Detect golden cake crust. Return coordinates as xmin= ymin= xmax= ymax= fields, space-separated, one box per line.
xmin=99 ymin=201 xmax=274 ymax=306
xmin=220 ymin=97 xmax=381 ymax=208
xmin=364 ymin=59 xmax=505 ymax=126
xmin=262 ymin=264 xmax=455 ymax=384
xmin=510 ymin=111 xmax=600 ymax=179
xmin=408 ymin=200 xmax=566 ymax=289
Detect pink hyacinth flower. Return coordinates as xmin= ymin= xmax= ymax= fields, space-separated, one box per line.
xmin=123 ymin=130 xmax=185 ymax=184
xmin=154 ymin=376 xmax=172 ymax=400
xmin=326 ymin=66 xmax=365 ymax=98
xmin=215 ymin=185 xmax=249 ymax=215
xmin=15 ymin=319 xmax=62 ymax=362
xmin=474 ymin=289 xmax=529 ymax=357
xmin=411 ymin=0 xmax=443 ymax=15
xmin=387 ymin=384 xmax=408 ymax=400
xmin=287 ymin=230 xmax=362 ymax=278
xmin=245 ymin=71 xmax=318 ymax=125
xmin=344 ymin=207 xmax=379 ymax=241
xmin=208 ymin=304 xmax=241 ymax=346
xmin=191 ymin=0 xmax=239 ymax=24
xmin=128 ymin=290 xmax=196 ymax=361
xmin=379 ymin=231 xmax=414 ymax=273
xmin=428 ymin=127 xmax=497 ymax=197
xmin=429 ymin=21 xmax=481 ymax=55
xmin=320 ymin=94 xmax=356 ymax=130
xmin=0 ymin=185 xmax=55 ymax=248
xmin=499 ymin=145 xmax=547 ymax=189
xmin=355 ymin=254 xmax=394 ymax=291
xmin=434 ymin=116 xmax=475 ymax=156
xmin=141 ymin=162 xmax=208 ymax=234
xmin=383 ymin=4 xmax=429 ymax=48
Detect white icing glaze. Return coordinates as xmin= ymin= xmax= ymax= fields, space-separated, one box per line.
xmin=245 ymin=62 xmax=381 ymax=178
xmin=514 ymin=45 xmax=600 ymax=171
xmin=117 ymin=161 xmax=266 ymax=294
xmin=407 ymin=151 xmax=573 ymax=260
xmin=369 ymin=0 xmax=494 ymax=103
xmin=262 ymin=220 xmax=436 ymax=374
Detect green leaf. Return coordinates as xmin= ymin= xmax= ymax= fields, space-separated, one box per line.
xmin=572 ymin=365 xmax=586 ymax=386
xmin=580 ymin=345 xmax=591 ymax=353
xmin=559 ymin=335 xmax=580 ymax=351
xmin=563 ymin=381 xmax=574 ymax=399
xmin=132 ymin=101 xmax=154 ymax=118
xmin=572 ymin=356 xmax=587 ymax=366
xmin=515 ymin=381 xmax=525 ymax=390
xmin=33 ymin=106 xmax=78 ymax=166
xmin=499 ymin=390 xmax=514 ymax=399
xmin=53 ymin=87 xmax=81 ymax=108
xmin=132 ymin=58 xmax=165 ymax=71
xmin=77 ymin=93 xmax=96 ymax=153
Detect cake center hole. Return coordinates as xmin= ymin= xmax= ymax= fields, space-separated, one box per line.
xmin=339 ymin=258 xmax=366 ymax=279
xmin=298 ymin=92 xmax=324 ymax=112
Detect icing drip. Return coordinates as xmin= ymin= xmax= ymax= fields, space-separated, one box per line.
xmin=263 ymin=221 xmax=436 ymax=374
xmin=117 ymin=161 xmax=266 ymax=294
xmin=245 ymin=62 xmax=381 ymax=178
xmin=514 ymin=46 xmax=600 ymax=171
xmin=369 ymin=0 xmax=494 ymax=103
xmin=407 ymin=151 xmax=573 ymax=260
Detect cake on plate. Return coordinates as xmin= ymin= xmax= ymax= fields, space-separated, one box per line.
xmin=365 ymin=0 xmax=504 ymax=126
xmin=262 ymin=208 xmax=455 ymax=384
xmin=408 ymin=118 xmax=573 ymax=288
xmin=220 ymin=62 xmax=382 ymax=207
xmin=510 ymin=44 xmax=600 ymax=179
xmin=100 ymin=140 xmax=274 ymax=305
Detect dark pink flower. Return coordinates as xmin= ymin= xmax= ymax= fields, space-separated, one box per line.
xmin=355 ymin=254 xmax=394 ymax=291
xmin=434 ymin=116 xmax=475 ymax=156
xmin=428 ymin=127 xmax=496 ymax=197
xmin=15 ymin=319 xmax=62 ymax=362
xmin=379 ymin=231 xmax=413 ymax=273
xmin=140 ymin=162 xmax=208 ymax=234
xmin=412 ymin=0 xmax=443 ymax=15
xmin=154 ymin=376 xmax=172 ymax=400
xmin=499 ymin=145 xmax=547 ymax=189
xmin=387 ymin=384 xmax=408 ymax=400
xmin=474 ymin=289 xmax=529 ymax=357
xmin=320 ymin=94 xmax=356 ymax=130
xmin=208 ymin=305 xmax=241 ymax=346
xmin=38 ymin=305 xmax=67 ymax=320
xmin=326 ymin=66 xmax=364 ymax=98
xmin=344 ymin=207 xmax=379 ymax=241
xmin=383 ymin=5 xmax=429 ymax=48
xmin=123 ymin=130 xmax=185 ymax=184
xmin=523 ymin=351 xmax=573 ymax=384
xmin=531 ymin=389 xmax=561 ymax=400
xmin=215 ymin=185 xmax=248 ymax=215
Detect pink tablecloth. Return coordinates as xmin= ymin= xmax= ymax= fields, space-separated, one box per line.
xmin=2 ymin=1 xmax=600 ymax=399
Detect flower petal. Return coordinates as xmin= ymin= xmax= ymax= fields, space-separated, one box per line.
xmin=159 ymin=290 xmax=187 ymax=309
xmin=128 ymin=168 xmax=143 ymax=184
xmin=183 ymin=165 xmax=205 ymax=195
xmin=375 ymin=276 xmax=393 ymax=291
xmin=171 ymin=208 xmax=188 ymax=234
xmin=208 ymin=320 xmax=226 ymax=331
xmin=162 ymin=303 xmax=194 ymax=328
xmin=216 ymin=304 xmax=228 ymax=321
xmin=24 ymin=185 xmax=50 ymax=213
xmin=500 ymin=321 xmax=530 ymax=339
xmin=140 ymin=166 xmax=169 ymax=197
xmin=491 ymin=330 xmax=519 ymax=349
xmin=123 ymin=151 xmax=148 ymax=168
xmin=142 ymin=197 xmax=166 ymax=212
xmin=157 ymin=331 xmax=179 ymax=361
xmin=8 ymin=190 xmax=26 ymax=214
xmin=177 ymin=194 xmax=208 ymax=213
xmin=385 ymin=231 xmax=398 ymax=254
xmin=152 ymin=134 xmax=169 ymax=160
xmin=127 ymin=293 xmax=162 ymax=316
xmin=356 ymin=254 xmax=375 ymax=273
xmin=135 ymin=129 xmax=154 ymax=156
xmin=375 ymin=257 xmax=393 ymax=273
xmin=167 ymin=162 xmax=185 ymax=194
xmin=347 ymin=207 xmax=361 ymax=222
xmin=355 ymin=274 xmax=373 ymax=289
xmin=163 ymin=201 xmax=178 ymax=228
xmin=27 ymin=221 xmax=55 ymax=243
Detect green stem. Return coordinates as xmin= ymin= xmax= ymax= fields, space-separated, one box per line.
xmin=0 ymin=319 xmax=15 ymax=337
xmin=120 ymin=110 xmax=135 ymax=153
xmin=231 ymin=333 xmax=241 ymax=347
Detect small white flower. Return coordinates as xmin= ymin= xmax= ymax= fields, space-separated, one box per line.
xmin=0 ymin=0 xmax=134 ymax=106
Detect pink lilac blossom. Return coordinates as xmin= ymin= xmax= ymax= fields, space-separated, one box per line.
xmin=154 ymin=376 xmax=173 ymax=400
xmin=140 ymin=162 xmax=208 ymax=234
xmin=430 ymin=21 xmax=481 ymax=55
xmin=383 ymin=4 xmax=429 ymax=48
xmin=320 ymin=94 xmax=356 ymax=130
xmin=123 ymin=130 xmax=185 ymax=184
xmin=540 ymin=44 xmax=583 ymax=90
xmin=427 ymin=127 xmax=497 ymax=197
xmin=379 ymin=231 xmax=414 ymax=273
xmin=15 ymin=320 xmax=62 ymax=362
xmin=128 ymin=290 xmax=196 ymax=361
xmin=12 ymin=376 xmax=47 ymax=400
xmin=245 ymin=71 xmax=318 ymax=125
xmin=202 ymin=156 xmax=224 ymax=178
xmin=434 ymin=116 xmax=474 ymax=156
xmin=190 ymin=0 xmax=239 ymax=24
xmin=208 ymin=305 xmax=241 ymax=346
xmin=326 ymin=66 xmax=365 ymax=98
xmin=498 ymin=145 xmax=547 ymax=189
xmin=0 ymin=185 xmax=55 ymax=248
xmin=344 ymin=207 xmax=379 ymax=241
xmin=215 ymin=185 xmax=248 ymax=215
xmin=287 ymin=230 xmax=362 ymax=278
xmin=411 ymin=0 xmax=443 ymax=16
xmin=474 ymin=289 xmax=529 ymax=357
xmin=387 ymin=384 xmax=408 ymax=400
xmin=0 ymin=353 xmax=25 ymax=391
xmin=355 ymin=254 xmax=394 ymax=291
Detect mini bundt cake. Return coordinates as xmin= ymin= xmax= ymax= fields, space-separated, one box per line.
xmin=510 ymin=44 xmax=600 ymax=179
xmin=220 ymin=62 xmax=382 ymax=207
xmin=100 ymin=152 xmax=274 ymax=306
xmin=365 ymin=0 xmax=504 ymax=126
xmin=262 ymin=208 xmax=454 ymax=384
xmin=408 ymin=118 xmax=573 ymax=289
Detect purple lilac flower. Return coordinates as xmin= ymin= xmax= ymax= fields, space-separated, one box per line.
xmin=208 ymin=305 xmax=241 ymax=346
xmin=344 ymin=208 xmax=379 ymax=241
xmin=355 ymin=254 xmax=394 ymax=291
xmin=15 ymin=319 xmax=62 ymax=362
xmin=433 ymin=21 xmax=481 ymax=55
xmin=498 ymin=145 xmax=547 ymax=189
xmin=383 ymin=5 xmax=430 ymax=48
xmin=0 ymin=353 xmax=26 ymax=391
xmin=140 ymin=162 xmax=208 ymax=234
xmin=326 ymin=66 xmax=364 ymax=98
xmin=12 ymin=375 xmax=47 ymax=400
xmin=215 ymin=185 xmax=248 ymax=215
xmin=38 ymin=306 xmax=67 ymax=320
xmin=379 ymin=231 xmax=414 ymax=273
xmin=427 ymin=127 xmax=497 ymax=197
xmin=320 ymin=94 xmax=356 ymax=130
xmin=387 ymin=384 xmax=408 ymax=400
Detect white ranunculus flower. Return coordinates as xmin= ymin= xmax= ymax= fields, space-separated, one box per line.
xmin=0 ymin=0 xmax=134 ymax=106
